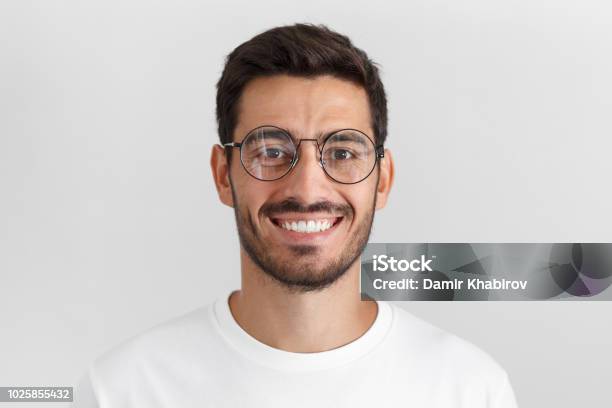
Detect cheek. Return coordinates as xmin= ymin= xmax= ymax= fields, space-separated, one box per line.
xmin=340 ymin=185 xmax=376 ymax=221
xmin=232 ymin=180 xmax=271 ymax=223
xmin=360 ymin=182 xmax=379 ymax=208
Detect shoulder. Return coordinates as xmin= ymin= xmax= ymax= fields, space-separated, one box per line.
xmin=89 ymin=303 xmax=216 ymax=390
xmin=386 ymin=303 xmax=511 ymax=388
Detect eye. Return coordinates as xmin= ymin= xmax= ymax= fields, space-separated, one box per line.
xmin=331 ymin=148 xmax=353 ymax=160
xmin=253 ymin=147 xmax=288 ymax=159
xmin=264 ymin=148 xmax=284 ymax=159
xmin=251 ymin=146 xmax=293 ymax=164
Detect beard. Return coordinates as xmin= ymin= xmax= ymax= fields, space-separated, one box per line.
xmin=229 ymin=177 xmax=378 ymax=294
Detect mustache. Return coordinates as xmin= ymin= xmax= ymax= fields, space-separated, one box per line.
xmin=261 ymin=199 xmax=352 ymax=218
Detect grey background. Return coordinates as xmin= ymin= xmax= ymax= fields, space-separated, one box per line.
xmin=1 ymin=0 xmax=611 ymax=407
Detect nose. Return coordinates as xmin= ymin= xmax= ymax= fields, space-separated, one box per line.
xmin=294 ymin=139 xmax=323 ymax=170
xmin=279 ymin=139 xmax=333 ymax=202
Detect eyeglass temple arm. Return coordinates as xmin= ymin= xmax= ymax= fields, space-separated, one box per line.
xmin=222 ymin=142 xmax=241 ymax=148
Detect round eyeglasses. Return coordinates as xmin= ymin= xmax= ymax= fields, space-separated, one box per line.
xmin=223 ymin=125 xmax=385 ymax=184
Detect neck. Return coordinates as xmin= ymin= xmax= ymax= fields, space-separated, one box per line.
xmin=228 ymin=249 xmax=378 ymax=353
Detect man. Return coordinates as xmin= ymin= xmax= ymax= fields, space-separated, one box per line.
xmin=75 ymin=23 xmax=518 ymax=407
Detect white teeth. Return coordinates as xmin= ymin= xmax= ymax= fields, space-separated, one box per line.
xmin=307 ymin=220 xmax=316 ymax=232
xmin=298 ymin=220 xmax=307 ymax=232
xmin=278 ymin=219 xmax=336 ymax=233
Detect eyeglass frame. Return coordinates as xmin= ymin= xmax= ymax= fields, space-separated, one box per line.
xmin=222 ymin=125 xmax=385 ymax=185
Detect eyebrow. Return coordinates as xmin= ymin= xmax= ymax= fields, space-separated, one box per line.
xmin=244 ymin=129 xmax=289 ymax=144
xmin=326 ymin=131 xmax=368 ymax=146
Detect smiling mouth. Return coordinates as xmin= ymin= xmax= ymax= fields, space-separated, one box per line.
xmin=269 ymin=216 xmax=343 ymax=233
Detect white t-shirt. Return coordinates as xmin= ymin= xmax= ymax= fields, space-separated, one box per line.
xmin=74 ymin=290 xmax=518 ymax=408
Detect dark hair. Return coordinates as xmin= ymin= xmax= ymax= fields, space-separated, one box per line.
xmin=215 ymin=23 xmax=388 ymax=158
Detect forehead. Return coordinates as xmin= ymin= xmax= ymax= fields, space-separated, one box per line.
xmin=234 ymin=74 xmax=372 ymax=140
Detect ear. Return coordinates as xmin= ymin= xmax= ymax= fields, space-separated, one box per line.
xmin=210 ymin=144 xmax=234 ymax=207
xmin=375 ymin=148 xmax=394 ymax=210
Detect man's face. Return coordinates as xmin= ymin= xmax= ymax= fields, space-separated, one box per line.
xmin=212 ymin=74 xmax=393 ymax=293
